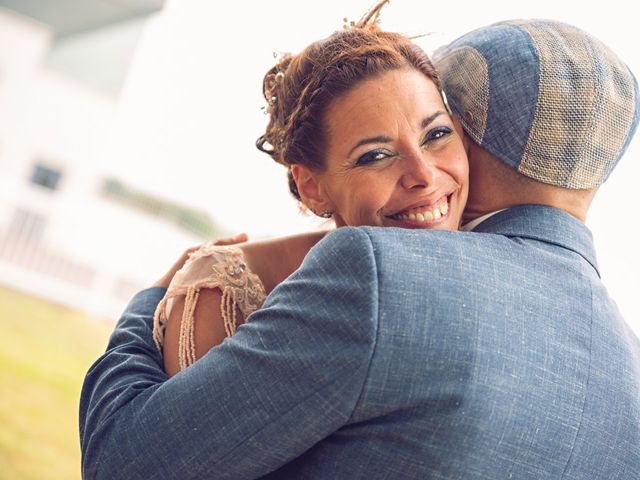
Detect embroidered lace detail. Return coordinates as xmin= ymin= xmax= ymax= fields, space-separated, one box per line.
xmin=153 ymin=244 xmax=266 ymax=371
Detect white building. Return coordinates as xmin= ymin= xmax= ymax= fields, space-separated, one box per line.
xmin=0 ymin=0 xmax=637 ymax=338
xmin=0 ymin=1 xmax=222 ymax=320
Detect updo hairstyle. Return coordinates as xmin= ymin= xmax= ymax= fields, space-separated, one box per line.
xmin=255 ymin=0 xmax=440 ymax=200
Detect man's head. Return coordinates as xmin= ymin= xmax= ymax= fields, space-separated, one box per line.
xmin=433 ymin=19 xmax=640 ymax=222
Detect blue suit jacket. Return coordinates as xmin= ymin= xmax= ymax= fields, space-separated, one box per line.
xmin=79 ymin=205 xmax=640 ymax=479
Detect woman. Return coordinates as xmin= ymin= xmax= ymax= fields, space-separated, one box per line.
xmin=154 ymin=1 xmax=468 ymax=375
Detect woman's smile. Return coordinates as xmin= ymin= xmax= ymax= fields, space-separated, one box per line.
xmin=385 ymin=194 xmax=452 ymax=227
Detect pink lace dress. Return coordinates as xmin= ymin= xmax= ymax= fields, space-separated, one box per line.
xmin=153 ymin=244 xmax=266 ymax=372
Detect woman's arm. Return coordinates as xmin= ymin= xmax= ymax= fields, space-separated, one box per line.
xmin=162 ymin=290 xmax=229 ymax=375
xmin=80 ymin=227 xmax=375 ymax=480
xmin=161 ymin=230 xmax=328 ymax=375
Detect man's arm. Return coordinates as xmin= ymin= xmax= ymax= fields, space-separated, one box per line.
xmin=79 ymin=227 xmax=379 ymax=480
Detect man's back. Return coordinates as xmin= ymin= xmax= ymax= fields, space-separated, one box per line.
xmin=80 ymin=206 xmax=640 ymax=479
xmin=263 ymin=205 xmax=640 ymax=479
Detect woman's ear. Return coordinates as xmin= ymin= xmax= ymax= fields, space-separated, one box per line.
xmin=290 ymin=164 xmax=334 ymax=214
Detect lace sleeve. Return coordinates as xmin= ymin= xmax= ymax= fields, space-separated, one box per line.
xmin=152 ymin=244 xmax=266 ymax=371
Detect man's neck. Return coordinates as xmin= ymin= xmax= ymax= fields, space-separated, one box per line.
xmin=464 ymin=143 xmax=593 ymax=225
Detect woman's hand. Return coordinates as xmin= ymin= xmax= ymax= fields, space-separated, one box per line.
xmin=152 ymin=233 xmax=249 ymax=288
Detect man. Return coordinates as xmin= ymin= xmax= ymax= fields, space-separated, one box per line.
xmin=80 ymin=20 xmax=640 ymax=479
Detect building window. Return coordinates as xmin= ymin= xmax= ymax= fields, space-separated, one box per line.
xmin=31 ymin=163 xmax=62 ymax=191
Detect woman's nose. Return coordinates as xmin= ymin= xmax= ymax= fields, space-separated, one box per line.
xmin=399 ymin=150 xmax=437 ymax=190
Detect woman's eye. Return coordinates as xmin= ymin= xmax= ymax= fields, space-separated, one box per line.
xmin=355 ymin=149 xmax=391 ymax=166
xmin=423 ymin=126 xmax=453 ymax=145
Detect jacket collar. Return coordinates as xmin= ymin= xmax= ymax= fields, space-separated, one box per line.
xmin=471 ymin=205 xmax=599 ymax=277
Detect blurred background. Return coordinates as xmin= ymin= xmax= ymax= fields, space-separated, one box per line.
xmin=0 ymin=0 xmax=638 ymax=478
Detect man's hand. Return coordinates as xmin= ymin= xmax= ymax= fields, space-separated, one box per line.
xmin=152 ymin=233 xmax=249 ymax=288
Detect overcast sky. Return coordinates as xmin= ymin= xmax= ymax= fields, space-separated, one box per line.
xmin=104 ymin=0 xmax=640 ymax=334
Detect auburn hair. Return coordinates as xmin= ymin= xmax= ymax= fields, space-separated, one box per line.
xmin=256 ymin=1 xmax=440 ymax=200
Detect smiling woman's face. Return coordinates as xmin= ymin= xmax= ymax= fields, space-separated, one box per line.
xmin=301 ymin=67 xmax=468 ymax=231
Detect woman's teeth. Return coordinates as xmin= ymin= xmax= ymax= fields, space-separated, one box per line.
xmin=391 ymin=199 xmax=449 ymax=221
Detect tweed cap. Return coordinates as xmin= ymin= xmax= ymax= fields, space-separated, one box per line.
xmin=433 ymin=19 xmax=640 ymax=189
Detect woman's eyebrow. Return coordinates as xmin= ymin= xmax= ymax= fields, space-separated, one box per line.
xmin=347 ymin=135 xmax=391 ymax=157
xmin=421 ymin=111 xmax=447 ymax=129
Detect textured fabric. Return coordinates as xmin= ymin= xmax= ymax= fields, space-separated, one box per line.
xmin=433 ymin=19 xmax=640 ymax=188
xmin=153 ymin=244 xmax=266 ymax=371
xmin=79 ymin=205 xmax=640 ymax=479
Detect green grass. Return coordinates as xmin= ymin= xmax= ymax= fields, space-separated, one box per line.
xmin=0 ymin=287 xmax=114 ymax=480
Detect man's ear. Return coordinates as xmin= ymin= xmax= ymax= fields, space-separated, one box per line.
xmin=290 ymin=164 xmax=334 ymax=214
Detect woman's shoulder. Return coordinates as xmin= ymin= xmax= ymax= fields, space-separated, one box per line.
xmin=169 ymin=244 xmax=265 ymax=307
xmin=175 ymin=244 xmax=248 ymax=287
xmin=164 ymin=229 xmax=330 ymax=309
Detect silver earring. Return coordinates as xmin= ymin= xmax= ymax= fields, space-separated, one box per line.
xmin=311 ymin=208 xmax=333 ymax=218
